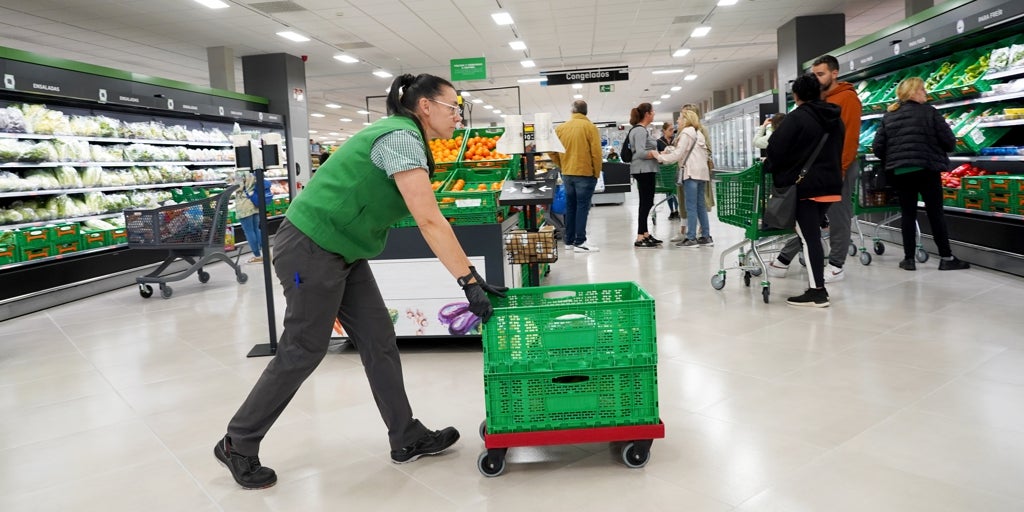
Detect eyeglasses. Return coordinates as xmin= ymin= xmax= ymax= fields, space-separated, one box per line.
xmin=429 ymin=99 xmax=461 ymax=117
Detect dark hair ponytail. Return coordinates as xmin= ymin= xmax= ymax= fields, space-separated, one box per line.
xmin=629 ymin=102 xmax=653 ymax=125
xmin=384 ymin=73 xmax=455 ymax=173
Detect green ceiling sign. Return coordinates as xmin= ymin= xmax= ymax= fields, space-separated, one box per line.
xmin=451 ymin=57 xmax=486 ymax=81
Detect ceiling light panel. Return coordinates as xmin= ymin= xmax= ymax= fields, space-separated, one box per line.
xmin=193 ymin=0 xmax=229 ymax=8
xmin=509 ymin=41 xmax=527 ymax=50
xmin=691 ymin=26 xmax=711 ymax=37
xmin=276 ymin=31 xmax=309 ymax=42
xmin=521 ymin=60 xmax=535 ymax=68
xmin=325 ymin=103 xmax=341 ymax=109
xmin=673 ymin=48 xmax=691 ymax=57
xmin=491 ymin=12 xmax=514 ymax=25
xmin=333 ymin=54 xmax=359 ymax=63
xmin=373 ymin=70 xmax=393 ymax=78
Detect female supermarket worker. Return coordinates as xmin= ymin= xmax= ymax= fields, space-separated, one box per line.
xmin=215 ymin=73 xmax=507 ymax=489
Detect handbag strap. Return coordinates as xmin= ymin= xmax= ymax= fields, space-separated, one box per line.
xmin=795 ymin=133 xmax=829 ymax=184
xmin=679 ymin=130 xmax=698 ymax=164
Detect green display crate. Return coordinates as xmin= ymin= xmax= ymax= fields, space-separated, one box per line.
xmin=52 ymin=222 xmax=80 ymax=243
xmin=19 ymin=245 xmax=52 ymax=262
xmin=941 ymin=48 xmax=994 ymax=97
xmin=942 ymin=187 xmax=963 ymax=208
xmin=0 ymin=242 xmax=17 ymax=265
xmin=484 ymin=366 xmax=659 ymax=434
xmin=963 ymin=196 xmax=989 ymax=210
xmin=108 ymin=228 xmax=128 ymax=245
xmin=80 ymin=230 xmax=108 ymax=249
xmin=14 ymin=227 xmax=53 ymax=249
xmin=483 ymin=282 xmax=657 ymax=373
xmin=984 ymin=175 xmax=1024 ymax=196
xmin=924 ymin=58 xmax=963 ymax=100
xmin=53 ymin=241 xmax=79 ymax=255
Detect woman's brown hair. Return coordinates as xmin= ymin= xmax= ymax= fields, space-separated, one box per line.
xmin=629 ymin=103 xmax=653 ymax=125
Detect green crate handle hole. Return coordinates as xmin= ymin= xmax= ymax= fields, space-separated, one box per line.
xmin=552 ymin=375 xmax=590 ymax=384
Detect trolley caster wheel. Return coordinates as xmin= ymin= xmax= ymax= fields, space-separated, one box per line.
xmin=477 ymin=450 xmax=507 ymax=477
xmin=873 ymin=241 xmax=885 ymax=255
xmin=915 ymin=248 xmax=929 ymax=263
xmin=139 ymin=284 xmax=153 ymax=299
xmin=160 ymin=285 xmax=173 ymax=299
xmin=762 ymin=287 xmax=770 ymax=304
xmin=710 ymin=274 xmax=726 ymax=290
xmin=848 ymin=242 xmax=857 ymax=257
xmin=479 ymin=420 xmax=487 ymax=441
xmin=860 ymin=251 xmax=872 ymax=266
xmin=621 ymin=442 xmax=651 ymax=468
xmin=743 ymin=271 xmax=752 ymax=287
xmin=236 ymin=273 xmax=249 ymax=284
xmin=749 ymin=266 xmax=763 ymax=277
xmin=198 ymin=270 xmax=210 ymax=283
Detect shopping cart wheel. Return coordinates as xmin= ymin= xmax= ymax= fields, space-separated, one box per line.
xmin=478 ymin=420 xmax=487 ymax=441
xmin=848 ymin=242 xmax=857 ymax=257
xmin=762 ymin=286 xmax=770 ymax=304
xmin=621 ymin=442 xmax=651 ymax=468
xmin=198 ymin=270 xmax=210 ymax=283
xmin=160 ymin=285 xmax=173 ymax=299
xmin=139 ymin=284 xmax=153 ymax=299
xmin=743 ymin=271 xmax=752 ymax=287
xmin=711 ymin=274 xmax=726 ymax=290
xmin=860 ymin=252 xmax=872 ymax=266
xmin=873 ymin=241 xmax=885 ymax=255
xmin=915 ymin=248 xmax=929 ymax=263
xmin=477 ymin=449 xmax=507 ymax=477
xmin=237 ymin=273 xmax=249 ymax=284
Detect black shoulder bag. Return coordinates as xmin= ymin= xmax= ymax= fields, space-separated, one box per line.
xmin=763 ymin=133 xmax=829 ymax=230
xmin=620 ymin=126 xmax=639 ymax=162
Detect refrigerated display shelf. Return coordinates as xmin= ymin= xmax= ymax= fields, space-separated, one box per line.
xmin=0 ymin=243 xmax=126 ymax=271
xmin=949 ymin=155 xmax=1024 ymax=161
xmin=934 ymin=90 xmax=1024 ymax=110
xmin=1 ymin=212 xmax=122 ymax=231
xmin=0 ymin=132 xmax=232 ymax=146
xmin=976 ymin=119 xmax=1024 ymax=128
xmin=935 ymin=204 xmax=1024 ymax=221
xmin=0 ymin=161 xmax=234 ymax=168
xmin=0 ymin=180 xmax=227 ymax=198
xmin=984 ymin=67 xmax=1024 ymax=80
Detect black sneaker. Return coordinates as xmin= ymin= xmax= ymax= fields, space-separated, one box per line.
xmin=938 ymin=257 xmax=970 ymax=271
xmin=214 ymin=435 xmax=277 ymax=489
xmin=390 ymin=426 xmax=460 ymax=464
xmin=786 ymin=288 xmax=830 ymax=308
xmin=899 ymin=259 xmax=916 ymax=271
xmin=668 ymin=211 xmax=680 ymax=220
xmin=644 ymin=235 xmax=664 ymax=245
xmin=635 ymin=238 xmax=658 ymax=248
xmin=697 ymin=236 xmax=714 ymax=247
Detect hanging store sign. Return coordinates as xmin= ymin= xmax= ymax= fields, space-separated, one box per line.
xmin=542 ymin=67 xmax=628 ymax=86
xmin=451 ymin=57 xmax=487 ymax=81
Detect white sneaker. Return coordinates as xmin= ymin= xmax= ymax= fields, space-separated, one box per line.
xmin=823 ymin=264 xmax=845 ymax=282
xmin=766 ymin=260 xmax=789 ymax=278
xmin=574 ymin=243 xmax=599 ymax=253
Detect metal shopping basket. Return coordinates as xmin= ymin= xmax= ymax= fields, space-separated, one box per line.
xmin=124 ymin=185 xmax=247 ymax=299
xmin=650 ymin=163 xmax=678 ymax=225
xmin=851 ymin=159 xmax=928 ymax=266
xmin=711 ymin=162 xmax=794 ymax=303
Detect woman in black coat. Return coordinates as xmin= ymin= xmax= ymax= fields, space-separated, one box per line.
xmin=872 ymin=76 xmax=969 ymax=271
xmin=765 ymin=74 xmax=845 ymax=307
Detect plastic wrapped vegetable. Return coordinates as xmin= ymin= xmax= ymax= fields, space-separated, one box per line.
xmin=54 ymin=166 xmax=83 ymax=189
xmin=69 ymin=116 xmax=100 ymax=137
xmin=21 ymin=104 xmax=71 ymax=135
xmin=84 ymin=218 xmax=117 ymax=231
xmin=0 ymin=139 xmax=26 ymax=162
xmin=23 ymin=169 xmax=60 ymax=190
xmin=0 ymin=107 xmax=28 ymax=133
xmin=1010 ymin=44 xmax=1024 ymax=69
xmin=53 ymin=138 xmax=90 ymax=162
xmin=82 ymin=192 xmax=105 ymax=214
xmin=79 ymin=166 xmax=104 ymax=187
xmin=990 ymin=47 xmax=1011 ymax=71
xmin=19 ymin=141 xmax=58 ymax=162
xmin=95 ymin=116 xmax=122 ymax=137
xmin=0 ymin=171 xmax=26 ymax=192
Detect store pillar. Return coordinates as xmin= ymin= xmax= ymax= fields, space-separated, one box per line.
xmin=776 ymin=14 xmax=845 ymax=112
xmin=241 ymin=53 xmax=310 ymax=195
xmin=207 ymin=46 xmax=235 ymax=91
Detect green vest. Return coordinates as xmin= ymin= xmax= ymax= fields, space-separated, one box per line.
xmin=286 ymin=116 xmax=426 ymax=263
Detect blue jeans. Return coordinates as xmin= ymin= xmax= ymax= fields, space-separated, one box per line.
xmin=683 ymin=179 xmax=710 ymax=240
xmin=666 ymin=193 xmax=678 ymax=212
xmin=562 ymin=175 xmax=598 ymax=246
xmin=240 ymin=214 xmax=262 ymax=257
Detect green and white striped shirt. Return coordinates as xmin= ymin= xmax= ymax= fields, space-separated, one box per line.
xmin=370 ymin=129 xmax=428 ymax=178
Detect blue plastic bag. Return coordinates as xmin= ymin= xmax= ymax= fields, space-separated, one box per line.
xmin=551 ymin=183 xmax=566 ymax=214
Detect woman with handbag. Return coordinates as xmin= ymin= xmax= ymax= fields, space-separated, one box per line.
xmin=764 ymin=74 xmax=845 ymax=307
xmin=872 ymin=76 xmax=969 ymax=272
xmin=658 ymin=110 xmax=713 ymax=247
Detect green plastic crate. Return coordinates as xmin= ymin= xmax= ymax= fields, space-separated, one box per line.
xmin=14 ymin=227 xmax=53 ymax=249
xmin=942 ymin=187 xmax=963 ymax=207
xmin=963 ymin=196 xmax=989 ymax=210
xmin=484 ymin=366 xmax=659 ymax=434
xmin=108 ymin=228 xmax=128 ymax=245
xmin=0 ymin=242 xmax=17 ymax=265
xmin=53 ymin=241 xmax=79 ymax=256
xmin=985 ymin=175 xmax=1024 ymax=195
xmin=483 ymin=282 xmax=657 ymax=373
xmin=19 ymin=245 xmax=51 ymax=262
xmin=80 ymin=230 xmax=108 ymax=249
xmin=52 ymin=222 xmax=80 ymax=243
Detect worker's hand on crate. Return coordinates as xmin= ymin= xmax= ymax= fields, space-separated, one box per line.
xmin=458 ymin=265 xmax=508 ymax=323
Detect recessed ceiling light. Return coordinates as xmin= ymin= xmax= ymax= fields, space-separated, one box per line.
xmin=670 ymin=86 xmax=682 ymax=91
xmin=325 ymin=103 xmax=341 ymax=109
xmin=357 ymin=110 xmax=370 ymax=115
xmin=509 ymin=41 xmax=527 ymax=50
xmin=333 ymin=54 xmax=359 ymax=63
xmin=652 ymin=69 xmax=685 ymax=74
xmin=193 ymin=0 xmax=229 ymax=8
xmin=363 ymin=122 xmax=372 ymax=126
xmin=718 ymin=0 xmax=738 ymax=5
xmin=521 ymin=60 xmax=536 ymax=68
xmin=491 ymin=12 xmax=514 ymax=25
xmin=471 ymin=99 xmax=483 ymax=104
xmin=483 ymin=105 xmax=493 ymax=110
xmin=673 ymin=48 xmax=691 ymax=58
xmin=373 ymin=70 xmax=393 ymax=78
xmin=310 ymin=113 xmax=325 ymax=118
xmin=652 ymin=101 xmax=662 ymax=105
xmin=517 ymin=77 xmax=547 ymax=83
xmin=492 ymin=110 xmax=502 ymax=114
xmin=661 ymin=94 xmax=671 ymax=99
xmin=460 ymin=91 xmax=471 ymax=97
xmin=340 ymin=118 xmax=352 ymax=122
xmin=500 ymin=114 xmax=507 ymax=117
xmin=572 ymin=83 xmax=583 ymax=89
xmin=573 ymin=94 xmax=583 ymax=99
xmin=685 ymin=74 xmax=698 ymax=80
xmin=691 ymin=26 xmax=711 ymax=37
xmin=329 ymin=132 xmax=339 ymax=136
xmin=308 ymin=130 xmax=318 ymax=134
xmin=276 ymin=31 xmax=310 ymax=42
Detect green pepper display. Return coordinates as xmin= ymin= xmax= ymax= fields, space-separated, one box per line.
xmin=924 ymin=61 xmax=955 ymax=90
xmin=950 ymin=54 xmax=990 ymax=87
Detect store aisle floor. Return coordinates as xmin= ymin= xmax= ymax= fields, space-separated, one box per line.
xmin=2 ymin=193 xmax=1024 ymax=511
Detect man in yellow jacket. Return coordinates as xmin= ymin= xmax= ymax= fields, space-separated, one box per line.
xmin=549 ymin=100 xmax=603 ymax=253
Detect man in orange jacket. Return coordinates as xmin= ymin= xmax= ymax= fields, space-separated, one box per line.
xmin=768 ymin=55 xmax=863 ymax=282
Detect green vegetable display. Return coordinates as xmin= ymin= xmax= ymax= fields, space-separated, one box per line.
xmin=925 ymin=61 xmax=955 ymax=90
xmin=949 ymin=54 xmax=990 ymax=87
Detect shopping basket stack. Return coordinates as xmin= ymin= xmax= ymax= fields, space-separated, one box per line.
xmin=124 ymin=185 xmax=247 ymax=299
xmin=477 ymin=282 xmax=664 ymax=477
xmin=712 ymin=162 xmax=794 ymax=303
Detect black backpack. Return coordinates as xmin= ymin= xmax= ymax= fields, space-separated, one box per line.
xmin=620 ymin=126 xmax=639 ymax=163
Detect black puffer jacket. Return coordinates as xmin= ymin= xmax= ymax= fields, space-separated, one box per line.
xmin=765 ymin=100 xmax=844 ymax=199
xmin=872 ymin=101 xmax=955 ymax=172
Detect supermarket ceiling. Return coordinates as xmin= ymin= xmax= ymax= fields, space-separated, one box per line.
xmin=0 ymin=0 xmax=907 ymax=144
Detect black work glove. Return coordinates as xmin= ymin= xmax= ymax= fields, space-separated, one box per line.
xmin=459 ymin=266 xmax=508 ymax=323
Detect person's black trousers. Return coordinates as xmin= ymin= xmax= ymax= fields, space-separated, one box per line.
xmin=794 ymin=200 xmax=832 ymax=289
xmin=635 ymin=173 xmax=656 ymax=234
xmin=892 ymin=170 xmax=952 ymax=260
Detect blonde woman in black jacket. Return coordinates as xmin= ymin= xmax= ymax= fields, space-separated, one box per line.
xmin=872 ymin=77 xmax=969 ymax=271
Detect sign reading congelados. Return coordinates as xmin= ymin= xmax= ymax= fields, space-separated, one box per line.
xmin=542 ymin=67 xmax=629 ymax=86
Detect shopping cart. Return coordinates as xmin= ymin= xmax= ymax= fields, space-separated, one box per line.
xmin=124 ymin=185 xmax=248 ymax=299
xmin=650 ymin=163 xmax=678 ymax=225
xmin=850 ymin=160 xmax=928 ymax=266
xmin=711 ymin=162 xmax=794 ymax=303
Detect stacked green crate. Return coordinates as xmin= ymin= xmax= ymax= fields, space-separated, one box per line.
xmin=437 ymin=167 xmax=511 ymax=225
xmin=482 ymin=282 xmax=659 ymax=434
xmin=965 ymin=175 xmax=1024 ymax=214
xmin=954 ymin=105 xmax=1009 ymax=153
xmin=0 ymin=230 xmax=17 ymax=265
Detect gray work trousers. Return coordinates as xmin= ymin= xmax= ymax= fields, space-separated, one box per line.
xmin=778 ymin=159 xmax=860 ymax=267
xmin=227 ymin=219 xmax=428 ymax=455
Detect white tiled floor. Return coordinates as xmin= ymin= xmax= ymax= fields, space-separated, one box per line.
xmin=2 ymin=194 xmax=1024 ymax=511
